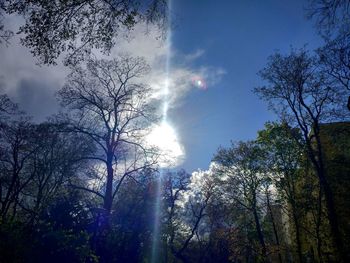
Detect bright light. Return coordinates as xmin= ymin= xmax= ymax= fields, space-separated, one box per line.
xmin=146 ymin=121 xmax=184 ymax=167
xmin=192 ymin=75 xmax=207 ymax=90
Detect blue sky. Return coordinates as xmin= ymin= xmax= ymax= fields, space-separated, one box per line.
xmin=168 ymin=0 xmax=323 ymax=171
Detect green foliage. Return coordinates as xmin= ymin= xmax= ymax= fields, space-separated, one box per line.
xmin=0 ymin=220 xmax=97 ymax=263
xmin=1 ymin=0 xmax=167 ymax=64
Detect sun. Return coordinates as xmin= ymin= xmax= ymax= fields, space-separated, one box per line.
xmin=146 ymin=121 xmax=184 ymax=167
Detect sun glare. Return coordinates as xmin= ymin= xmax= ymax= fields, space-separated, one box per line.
xmin=147 ymin=121 xmax=184 ymax=167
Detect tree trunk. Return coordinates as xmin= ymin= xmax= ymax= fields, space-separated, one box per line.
xmin=266 ymin=191 xmax=283 ymax=263
xmin=252 ymin=194 xmax=268 ymax=262
xmin=292 ymin=207 xmax=303 ymax=263
xmin=315 ymin=186 xmax=323 ymax=263
xmin=307 ymin=127 xmax=346 ymax=262
xmin=1 ymin=168 xmax=19 ymax=220
xmin=317 ymin=167 xmax=345 ymax=262
xmin=103 ymin=152 xmax=114 ymax=214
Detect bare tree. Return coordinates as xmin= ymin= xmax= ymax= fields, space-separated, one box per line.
xmin=0 ymin=94 xmax=17 ymax=117
xmin=306 ymin=0 xmax=350 ymax=35
xmin=255 ymin=49 xmax=348 ymax=262
xmin=307 ymin=0 xmax=350 ymax=111
xmin=318 ymin=30 xmax=350 ymax=110
xmin=20 ymin=122 xmax=94 ymax=224
xmin=0 ymin=116 xmax=35 ymax=220
xmin=58 ymin=55 xmax=158 ymax=215
xmin=167 ymin=169 xmax=215 ymax=263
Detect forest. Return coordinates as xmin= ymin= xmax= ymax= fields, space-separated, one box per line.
xmin=0 ymin=0 xmax=349 ymax=262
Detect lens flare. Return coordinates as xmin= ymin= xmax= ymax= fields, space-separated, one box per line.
xmin=192 ymin=75 xmax=207 ymax=90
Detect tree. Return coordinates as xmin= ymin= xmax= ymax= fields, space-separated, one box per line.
xmin=0 ymin=1 xmax=13 ymax=45
xmin=214 ymin=141 xmax=270 ymax=263
xmin=167 ymin=169 xmax=215 ymax=263
xmin=318 ymin=30 xmax=350 ymax=110
xmin=94 ymin=169 xmax=158 ymax=262
xmin=306 ymin=0 xmax=350 ymax=111
xmin=0 ymin=94 xmax=18 ymax=117
xmin=257 ymin=122 xmax=307 ymax=262
xmin=0 ymin=0 xmax=168 ymax=64
xmin=22 ymin=122 xmax=94 ymax=224
xmin=58 ymin=55 xmax=158 ymax=215
xmin=0 ymin=116 xmax=35 ymax=220
xmin=163 ymin=169 xmax=190 ymax=261
xmin=255 ymin=49 xmax=348 ymax=262
xmin=306 ymin=0 xmax=350 ymax=36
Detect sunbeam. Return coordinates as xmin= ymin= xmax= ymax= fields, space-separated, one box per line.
xmin=151 ymin=1 xmax=173 ymax=262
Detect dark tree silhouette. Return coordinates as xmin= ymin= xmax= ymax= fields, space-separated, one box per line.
xmin=318 ymin=31 xmax=350 ymax=111
xmin=255 ymin=49 xmax=348 ymax=262
xmin=0 ymin=116 xmax=34 ymax=220
xmin=0 ymin=94 xmax=17 ymax=116
xmin=307 ymin=0 xmax=350 ymax=35
xmin=58 ymin=55 xmax=158 ymax=215
xmin=307 ymin=0 xmax=350 ymax=111
xmin=167 ymin=169 xmax=215 ymax=263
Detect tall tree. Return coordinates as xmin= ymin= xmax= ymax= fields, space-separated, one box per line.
xmin=58 ymin=55 xmax=157 ymax=215
xmin=163 ymin=170 xmax=191 ymax=261
xmin=214 ymin=141 xmax=270 ymax=263
xmin=0 ymin=116 xmax=34 ymax=220
xmin=307 ymin=0 xmax=350 ymax=111
xmin=255 ymin=49 xmax=348 ymax=262
xmin=23 ymin=122 xmax=94 ymax=224
xmin=257 ymin=122 xmax=307 ymax=262
xmin=168 ymin=169 xmax=215 ymax=263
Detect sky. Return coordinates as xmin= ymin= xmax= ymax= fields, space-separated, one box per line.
xmin=0 ymin=0 xmax=324 ymax=173
xmin=169 ymin=0 xmax=323 ymax=171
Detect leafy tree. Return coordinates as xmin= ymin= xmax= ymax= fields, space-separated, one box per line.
xmin=214 ymin=141 xmax=270 ymax=263
xmin=0 ymin=2 xmax=12 ymax=45
xmin=0 ymin=0 xmax=168 ymax=64
xmin=255 ymin=48 xmax=349 ymax=262
xmin=162 ymin=169 xmax=221 ymax=263
xmin=257 ymin=122 xmax=307 ymax=262
xmin=0 ymin=193 xmax=97 ymax=263
xmin=95 ymin=169 xmax=157 ymax=263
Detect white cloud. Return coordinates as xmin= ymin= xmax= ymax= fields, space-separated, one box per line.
xmin=109 ymin=23 xmax=225 ymax=108
xmin=183 ymin=49 xmax=205 ymax=62
xmin=0 ymin=16 xmax=68 ymax=121
xmin=0 ymin=20 xmax=225 ymax=166
xmin=107 ymin=23 xmax=226 ymax=167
